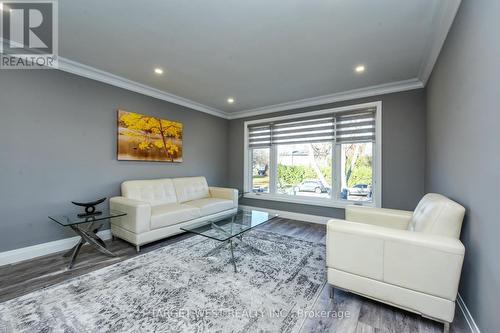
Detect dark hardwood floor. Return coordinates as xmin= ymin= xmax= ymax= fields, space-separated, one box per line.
xmin=0 ymin=218 xmax=469 ymax=333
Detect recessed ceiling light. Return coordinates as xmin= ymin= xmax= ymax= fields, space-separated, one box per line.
xmin=355 ymin=65 xmax=365 ymax=73
xmin=227 ymin=97 xmax=235 ymax=104
xmin=154 ymin=68 xmax=163 ymax=75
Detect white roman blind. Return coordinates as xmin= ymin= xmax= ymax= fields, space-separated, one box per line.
xmin=247 ymin=107 xmax=375 ymax=147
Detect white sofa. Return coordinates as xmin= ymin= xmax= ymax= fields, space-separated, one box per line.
xmin=326 ymin=193 xmax=465 ymax=332
xmin=110 ymin=177 xmax=238 ymax=251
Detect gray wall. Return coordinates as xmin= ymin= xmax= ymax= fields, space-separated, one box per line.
xmin=0 ymin=70 xmax=229 ymax=252
xmin=425 ymin=0 xmax=499 ymax=331
xmin=228 ymin=89 xmax=427 ymax=218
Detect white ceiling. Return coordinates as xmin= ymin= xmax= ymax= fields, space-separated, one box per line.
xmin=58 ymin=0 xmax=461 ymax=118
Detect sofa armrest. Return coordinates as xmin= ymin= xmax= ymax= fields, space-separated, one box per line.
xmin=109 ymin=197 xmax=152 ymax=234
xmin=327 ymin=219 xmax=464 ymax=301
xmin=209 ymin=187 xmax=238 ymax=208
xmin=345 ymin=205 xmax=413 ymax=229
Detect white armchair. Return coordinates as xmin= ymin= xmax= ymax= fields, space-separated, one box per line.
xmin=326 ymin=194 xmax=465 ymax=332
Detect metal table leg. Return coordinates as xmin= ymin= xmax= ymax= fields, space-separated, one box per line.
xmin=203 ymin=240 xmax=230 ymax=257
xmin=232 ymin=236 xmax=268 ymax=256
xmin=66 ymin=222 xmax=116 ymax=269
xmin=71 ymin=225 xmax=116 ymax=257
xmin=203 ymin=221 xmax=267 ymax=273
xmin=64 ymin=221 xmax=103 ymax=257
xmin=229 ymin=240 xmax=237 ymax=273
xmin=63 ymin=238 xmax=84 ymax=258
xmin=68 ymin=240 xmax=84 ymax=269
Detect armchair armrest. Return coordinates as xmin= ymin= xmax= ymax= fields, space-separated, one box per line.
xmin=109 ymin=196 xmax=151 ymax=234
xmin=327 ymin=219 xmax=464 ymax=301
xmin=209 ymin=187 xmax=238 ymax=208
xmin=346 ymin=205 xmax=413 ymax=229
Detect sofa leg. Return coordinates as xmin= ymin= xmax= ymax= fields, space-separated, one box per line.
xmin=443 ymin=322 xmax=450 ymax=333
xmin=328 ymin=285 xmax=335 ymax=300
xmin=136 ymin=245 xmax=140 ymax=253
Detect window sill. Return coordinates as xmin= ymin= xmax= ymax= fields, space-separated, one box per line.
xmin=242 ymin=193 xmax=376 ymax=209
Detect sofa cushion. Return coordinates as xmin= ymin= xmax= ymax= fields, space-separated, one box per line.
xmin=150 ymin=203 xmax=201 ymax=230
xmin=408 ymin=193 xmax=465 ymax=238
xmin=184 ymin=198 xmax=234 ymax=216
xmin=172 ymin=177 xmax=210 ymax=203
xmin=122 ymin=179 xmax=177 ymax=206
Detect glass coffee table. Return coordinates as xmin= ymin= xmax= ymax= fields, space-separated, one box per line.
xmin=181 ymin=209 xmax=278 ymax=272
xmin=49 ymin=209 xmax=127 ymax=269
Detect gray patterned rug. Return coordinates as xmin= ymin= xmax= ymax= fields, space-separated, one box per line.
xmin=0 ymin=229 xmax=326 ymax=333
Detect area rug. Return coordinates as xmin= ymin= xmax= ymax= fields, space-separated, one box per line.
xmin=0 ymin=229 xmax=326 ymax=333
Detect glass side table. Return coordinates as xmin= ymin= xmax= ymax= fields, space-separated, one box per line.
xmin=49 ymin=209 xmax=126 ymax=269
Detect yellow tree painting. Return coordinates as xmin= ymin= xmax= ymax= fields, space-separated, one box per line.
xmin=117 ymin=110 xmax=183 ymax=162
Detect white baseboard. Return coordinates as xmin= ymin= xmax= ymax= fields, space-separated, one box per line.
xmin=239 ymin=205 xmax=331 ymax=225
xmin=0 ymin=206 xmax=328 ymax=267
xmin=457 ymin=293 xmax=481 ymax=333
xmin=0 ymin=229 xmax=112 ymax=267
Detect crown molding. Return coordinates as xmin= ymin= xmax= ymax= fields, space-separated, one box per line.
xmin=418 ymin=0 xmax=462 ymax=84
xmin=4 ymin=1 xmax=460 ymax=121
xmin=57 ymin=57 xmax=230 ymax=119
xmin=54 ymin=57 xmax=422 ymax=121
xmin=226 ymin=78 xmax=423 ymax=120
xmin=54 ymin=58 xmax=425 ymax=121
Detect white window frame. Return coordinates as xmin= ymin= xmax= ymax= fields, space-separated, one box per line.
xmin=243 ymin=101 xmax=382 ymax=209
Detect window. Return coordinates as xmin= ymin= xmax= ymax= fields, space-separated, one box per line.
xmin=277 ymin=143 xmax=332 ymax=199
xmin=340 ymin=142 xmax=373 ymax=202
xmin=244 ymin=102 xmax=381 ymax=208
xmin=251 ymin=148 xmax=270 ymax=193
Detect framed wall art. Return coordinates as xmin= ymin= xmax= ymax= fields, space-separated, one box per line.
xmin=117 ymin=109 xmax=183 ymax=162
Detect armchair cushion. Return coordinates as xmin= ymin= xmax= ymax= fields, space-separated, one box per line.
xmin=409 ymin=193 xmax=465 ymax=238
xmin=346 ymin=205 xmax=413 ymax=229
xmin=150 ymin=203 xmax=201 ymax=230
xmin=327 ymin=218 xmax=384 ymax=280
